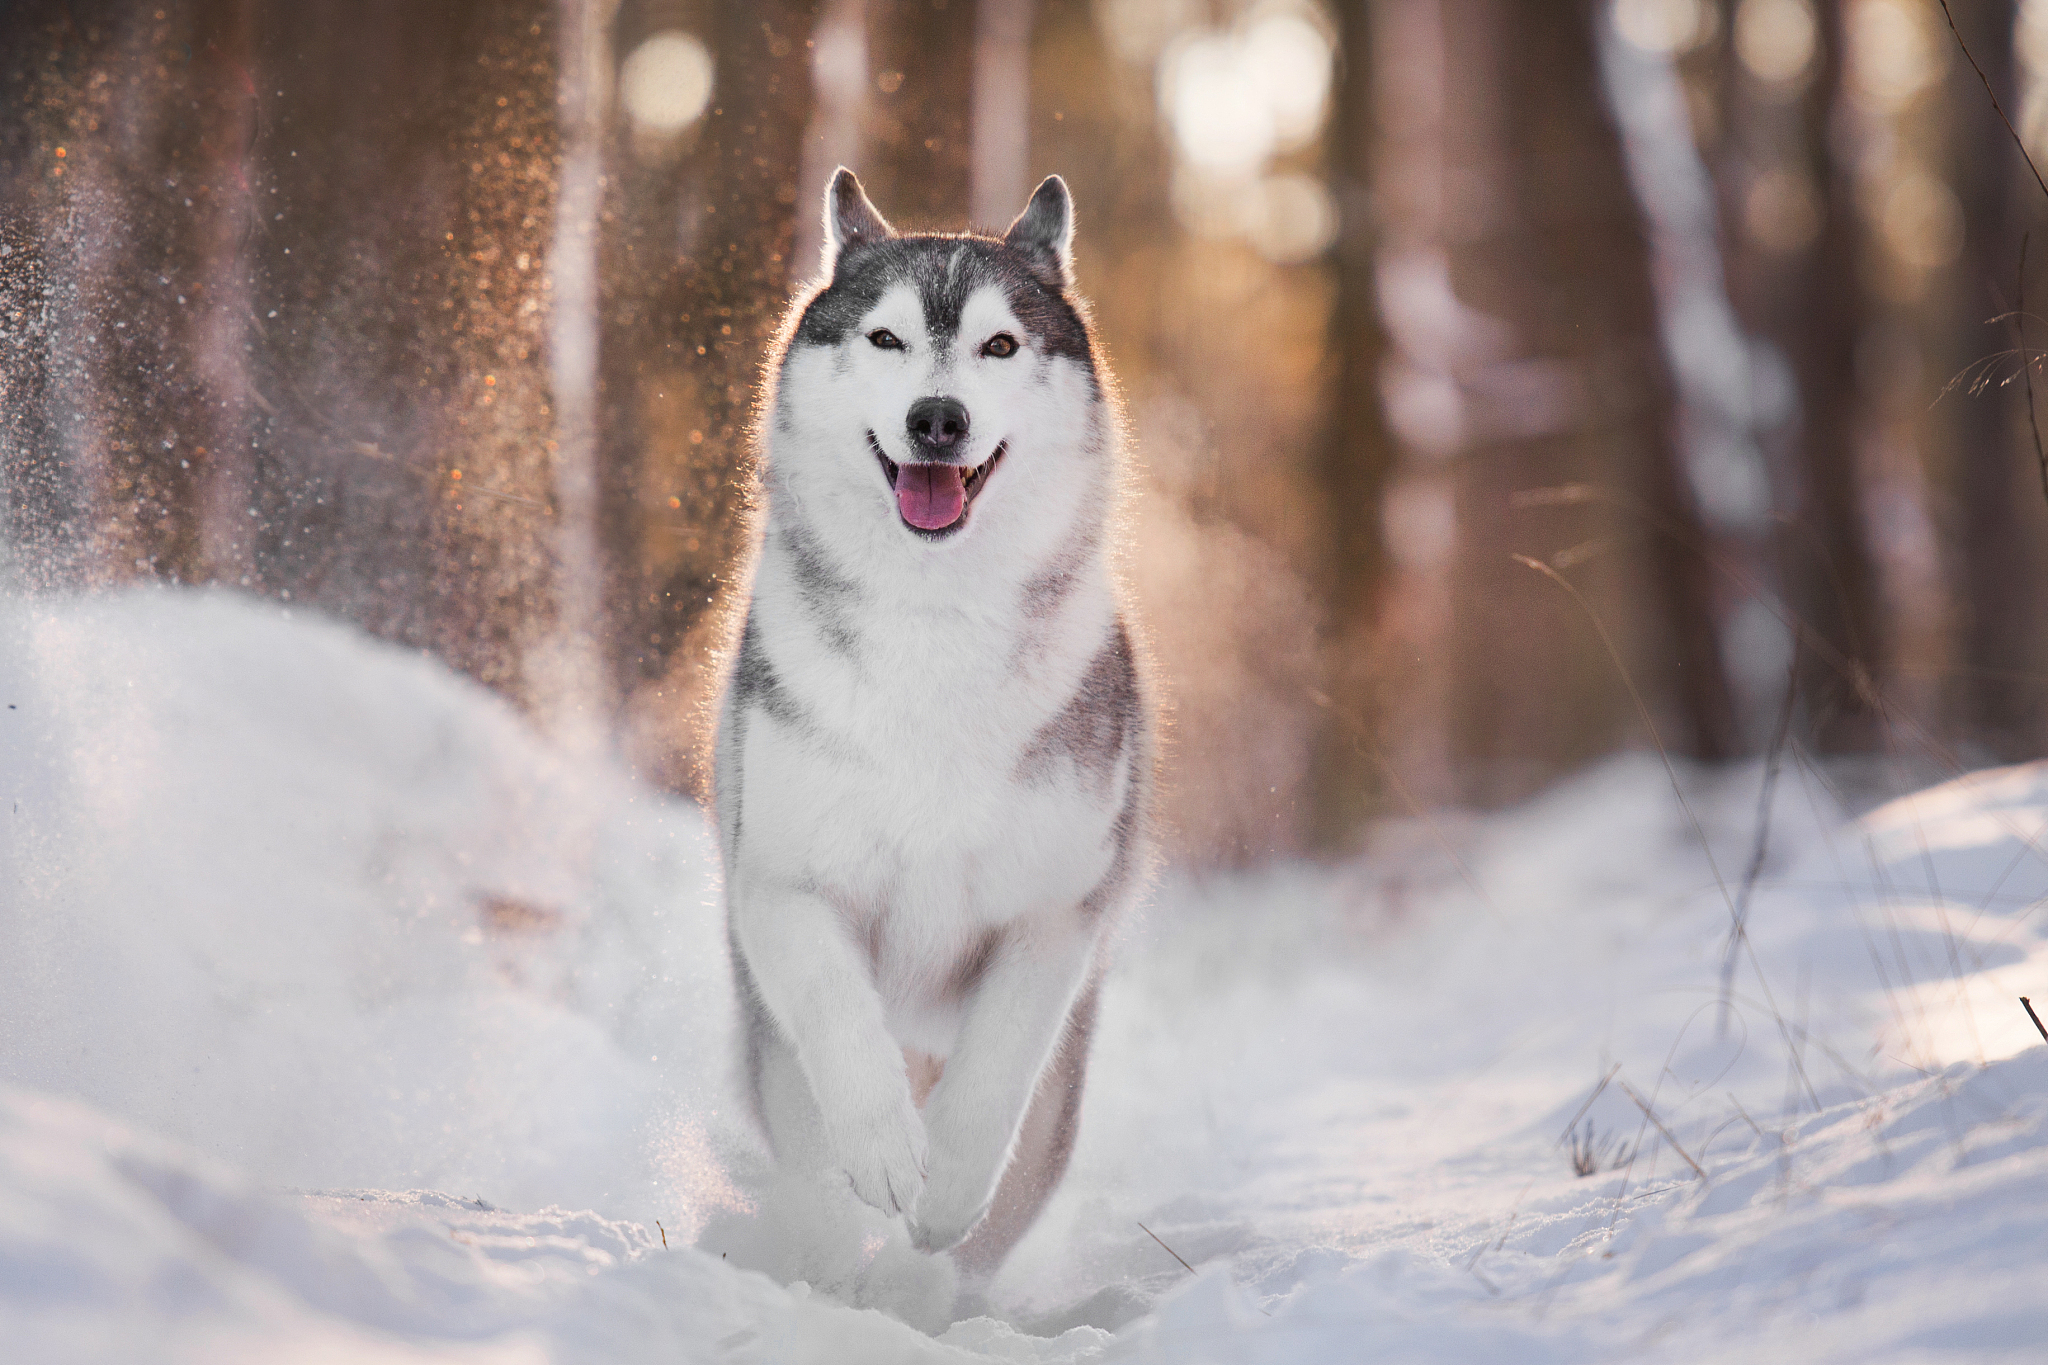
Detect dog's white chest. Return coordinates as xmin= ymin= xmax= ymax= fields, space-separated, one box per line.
xmin=786 ymin=612 xmax=1119 ymax=930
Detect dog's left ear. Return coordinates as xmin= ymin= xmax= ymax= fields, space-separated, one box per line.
xmin=1003 ymin=176 xmax=1074 ymax=289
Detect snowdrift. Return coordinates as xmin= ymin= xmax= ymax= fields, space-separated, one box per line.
xmin=1 ymin=589 xmax=2043 ymax=1363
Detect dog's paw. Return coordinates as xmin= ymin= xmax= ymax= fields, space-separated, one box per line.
xmin=907 ymin=1169 xmax=993 ymax=1254
xmin=829 ymin=1094 xmax=928 ymax=1218
xmin=907 ymin=1203 xmax=987 ymax=1255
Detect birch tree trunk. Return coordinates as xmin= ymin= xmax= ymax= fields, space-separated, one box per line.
xmin=970 ymin=0 xmax=1033 ymax=228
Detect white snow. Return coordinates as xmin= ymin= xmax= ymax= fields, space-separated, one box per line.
xmin=2 ymin=588 xmax=2044 ymax=1363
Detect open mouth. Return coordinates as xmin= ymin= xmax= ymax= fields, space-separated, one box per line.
xmin=868 ymin=431 xmax=1006 ymax=539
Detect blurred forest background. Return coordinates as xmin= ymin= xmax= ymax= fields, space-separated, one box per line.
xmin=4 ymin=0 xmax=2048 ymax=865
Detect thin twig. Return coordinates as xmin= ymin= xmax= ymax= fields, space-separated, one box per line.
xmin=1136 ymin=1221 xmax=1197 ymax=1276
xmin=1937 ymin=2 xmax=2048 ymax=206
xmin=1464 ymin=1179 xmax=1536 ymax=1274
xmin=1517 ymin=483 xmax=1986 ymax=803
xmin=656 ymin=1219 xmax=667 ymax=1249
xmin=1618 ymin=1079 xmax=1709 ymax=1184
xmin=2024 ymin=996 xmax=2048 ymax=1044
xmin=1514 ymin=497 xmax=2048 ymax=1064
xmin=1137 ymin=1222 xmax=1271 ymax=1315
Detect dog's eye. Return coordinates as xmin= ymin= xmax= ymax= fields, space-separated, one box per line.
xmin=982 ymin=333 xmax=1019 ymax=359
xmin=867 ymin=328 xmax=904 ymax=350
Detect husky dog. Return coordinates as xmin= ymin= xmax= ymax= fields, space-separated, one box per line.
xmin=715 ymin=168 xmax=1151 ymax=1282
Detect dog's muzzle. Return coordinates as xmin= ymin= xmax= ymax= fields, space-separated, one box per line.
xmin=870 ymin=430 xmax=1005 ymax=539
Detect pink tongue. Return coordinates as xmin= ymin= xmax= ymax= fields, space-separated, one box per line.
xmin=895 ymin=463 xmax=967 ymax=530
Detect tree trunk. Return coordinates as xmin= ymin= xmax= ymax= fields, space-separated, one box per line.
xmin=0 ymin=4 xmax=111 ymax=587
xmin=0 ymin=2 xmax=262 ymax=591
xmin=1443 ymin=0 xmax=1736 ymax=805
xmin=1304 ymin=0 xmax=1403 ymax=849
xmin=246 ymin=0 xmax=563 ymax=699
xmin=1941 ymin=1 xmax=2042 ymax=758
xmin=1785 ymin=0 xmax=1885 ymax=751
xmin=607 ymin=0 xmax=821 ymax=788
xmin=863 ymin=0 xmax=975 ymax=227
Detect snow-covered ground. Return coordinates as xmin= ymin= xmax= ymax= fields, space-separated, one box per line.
xmin=2 ymin=588 xmax=2044 ymax=1363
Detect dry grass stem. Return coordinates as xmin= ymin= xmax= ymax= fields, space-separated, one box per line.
xmin=1720 ymin=651 xmax=1798 ymax=1035
xmin=1555 ymin=1064 xmax=1622 ymax=1148
xmin=1568 ymin=1121 xmax=1635 ymax=1178
xmin=1618 ymin=1079 xmax=1709 ymax=1184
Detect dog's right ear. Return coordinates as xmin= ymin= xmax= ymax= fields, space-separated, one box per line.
xmin=822 ymin=168 xmax=894 ymax=272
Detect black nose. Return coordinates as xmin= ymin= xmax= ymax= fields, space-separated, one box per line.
xmin=906 ymin=396 xmax=970 ymax=454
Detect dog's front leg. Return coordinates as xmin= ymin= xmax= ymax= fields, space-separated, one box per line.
xmin=910 ymin=913 xmax=1094 ymax=1253
xmin=733 ymin=880 xmax=928 ymax=1217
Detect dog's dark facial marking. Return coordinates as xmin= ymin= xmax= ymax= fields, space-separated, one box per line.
xmin=796 ymin=235 xmax=1094 ymax=372
xmin=804 ymin=170 xmax=1087 ymax=363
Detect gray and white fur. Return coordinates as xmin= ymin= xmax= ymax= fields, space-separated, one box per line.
xmin=714 ymin=168 xmax=1152 ymax=1281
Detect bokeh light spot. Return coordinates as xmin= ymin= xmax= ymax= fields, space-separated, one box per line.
xmin=1248 ymin=173 xmax=1337 ymax=264
xmin=1744 ymin=167 xmax=1821 ymax=253
xmin=619 ymin=32 xmax=713 ymax=135
xmin=1242 ymin=15 xmax=1332 ymax=148
xmin=1847 ymin=0 xmax=1942 ymax=112
xmin=1612 ymin=0 xmax=1718 ymax=55
xmin=1161 ymin=33 xmax=1279 ymax=176
xmin=1095 ymin=0 xmax=1197 ymax=66
xmin=1880 ymin=169 xmax=1963 ymax=271
xmin=1735 ymin=0 xmax=1817 ymax=85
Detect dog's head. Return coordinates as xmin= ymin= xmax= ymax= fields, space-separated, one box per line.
xmin=770 ymin=169 xmax=1106 ymax=554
